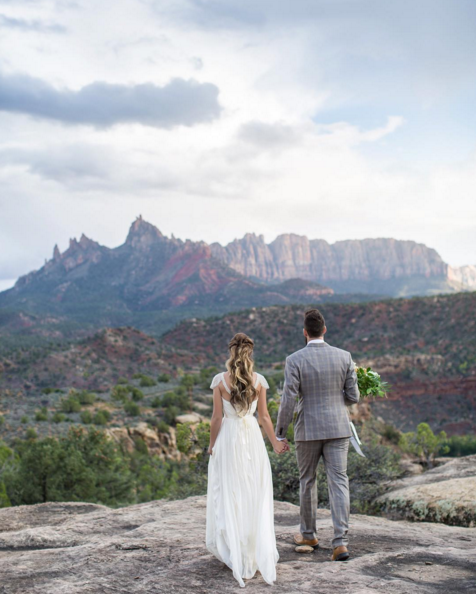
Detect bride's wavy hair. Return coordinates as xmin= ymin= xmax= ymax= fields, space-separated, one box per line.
xmin=226 ymin=333 xmax=257 ymax=413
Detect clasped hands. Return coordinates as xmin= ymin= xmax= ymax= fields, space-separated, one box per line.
xmin=273 ymin=439 xmax=290 ymax=455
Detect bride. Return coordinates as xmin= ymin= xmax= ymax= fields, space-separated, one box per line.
xmin=206 ymin=333 xmax=287 ymax=588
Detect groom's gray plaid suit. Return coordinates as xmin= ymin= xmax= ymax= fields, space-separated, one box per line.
xmin=275 ymin=341 xmax=359 ymax=548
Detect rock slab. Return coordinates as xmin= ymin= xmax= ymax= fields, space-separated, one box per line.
xmin=0 ymin=496 xmax=475 ymax=593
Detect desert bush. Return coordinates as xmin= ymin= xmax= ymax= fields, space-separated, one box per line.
xmin=4 ymin=427 xmax=134 ymax=506
xmin=52 ymin=412 xmax=66 ymax=424
xmin=80 ymin=411 xmax=93 ymax=424
xmin=163 ymin=405 xmax=179 ymax=425
xmin=400 ymin=423 xmax=449 ymax=468
xmin=130 ymin=387 xmax=144 ymax=402
xmin=139 ymin=375 xmax=157 ymax=387
xmin=124 ymin=401 xmax=140 ymax=417
xmin=158 ymin=373 xmax=170 ymax=383
xmin=93 ymin=411 xmax=110 ymax=426
xmin=444 ymin=434 xmax=476 ymax=457
xmin=161 ymin=391 xmax=189 ymax=411
xmin=157 ymin=420 xmax=170 ymax=433
xmin=20 ymin=416 xmax=28 ymax=424
xmin=269 ymin=440 xmax=402 ymax=514
xmin=35 ymin=407 xmax=49 ymax=422
xmin=111 ymin=385 xmax=129 ymax=402
xmin=151 ymin=396 xmax=161 ymax=408
xmin=78 ymin=391 xmax=96 ymax=405
xmin=60 ymin=397 xmax=81 ymax=414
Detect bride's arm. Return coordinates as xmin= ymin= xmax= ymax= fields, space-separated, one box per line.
xmin=208 ymin=386 xmax=223 ymax=455
xmin=257 ymin=385 xmax=286 ymax=454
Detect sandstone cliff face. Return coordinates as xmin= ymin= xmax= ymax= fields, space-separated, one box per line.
xmin=0 ymin=495 xmax=475 ymax=593
xmin=448 ymin=264 xmax=476 ymax=289
xmin=211 ymin=234 xmax=448 ymax=284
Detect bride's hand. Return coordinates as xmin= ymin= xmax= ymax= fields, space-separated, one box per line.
xmin=273 ymin=440 xmax=286 ymax=455
xmin=208 ymin=446 xmax=213 ymax=455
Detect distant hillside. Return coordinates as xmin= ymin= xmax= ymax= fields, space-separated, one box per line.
xmin=0 ymin=327 xmax=195 ymax=392
xmin=164 ymin=292 xmax=476 ymax=434
xmin=211 ymin=233 xmax=466 ymax=296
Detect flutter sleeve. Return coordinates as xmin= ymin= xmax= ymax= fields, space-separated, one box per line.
xmin=210 ymin=373 xmax=223 ymax=390
xmin=257 ymin=373 xmax=269 ymax=389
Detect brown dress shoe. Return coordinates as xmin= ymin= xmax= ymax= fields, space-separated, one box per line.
xmin=293 ymin=533 xmax=319 ymax=548
xmin=332 ymin=545 xmax=350 ymax=561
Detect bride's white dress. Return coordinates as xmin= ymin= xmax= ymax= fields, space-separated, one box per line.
xmin=206 ymin=372 xmax=279 ymax=588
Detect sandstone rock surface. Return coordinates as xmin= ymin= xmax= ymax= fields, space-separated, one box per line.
xmin=1 ymin=496 xmax=475 ymax=593
xmin=211 ymin=234 xmax=448 ymax=284
xmin=378 ymin=455 xmax=476 ymax=527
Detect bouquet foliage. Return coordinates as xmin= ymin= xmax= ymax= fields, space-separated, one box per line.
xmin=356 ymin=367 xmax=390 ymax=399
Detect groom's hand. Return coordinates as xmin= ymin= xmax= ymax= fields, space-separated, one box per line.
xmin=277 ymin=439 xmax=290 ymax=454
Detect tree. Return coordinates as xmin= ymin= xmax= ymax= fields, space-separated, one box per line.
xmin=181 ymin=375 xmax=195 ymax=411
xmin=399 ymin=422 xmax=449 ymax=469
xmin=5 ymin=428 xmax=133 ymax=506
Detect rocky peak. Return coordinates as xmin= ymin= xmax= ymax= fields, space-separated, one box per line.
xmin=53 ymin=244 xmax=61 ymax=261
xmin=125 ymin=215 xmax=164 ymax=249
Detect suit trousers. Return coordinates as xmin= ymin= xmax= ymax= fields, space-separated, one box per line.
xmin=295 ymin=437 xmax=350 ymax=548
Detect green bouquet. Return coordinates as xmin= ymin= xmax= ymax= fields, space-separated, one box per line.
xmin=356 ymin=366 xmax=390 ymax=399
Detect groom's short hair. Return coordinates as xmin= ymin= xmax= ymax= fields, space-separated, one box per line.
xmin=304 ymin=309 xmax=325 ymax=338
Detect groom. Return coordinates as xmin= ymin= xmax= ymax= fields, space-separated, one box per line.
xmin=275 ymin=308 xmax=360 ymax=561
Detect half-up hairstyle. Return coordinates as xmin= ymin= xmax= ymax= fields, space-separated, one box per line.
xmin=226 ymin=333 xmax=257 ymax=414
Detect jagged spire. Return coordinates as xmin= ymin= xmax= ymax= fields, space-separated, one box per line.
xmin=125 ymin=216 xmax=163 ymax=247
xmin=53 ymin=244 xmax=61 ymax=261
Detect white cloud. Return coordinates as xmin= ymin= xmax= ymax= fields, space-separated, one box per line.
xmin=0 ymin=0 xmax=474 ymax=283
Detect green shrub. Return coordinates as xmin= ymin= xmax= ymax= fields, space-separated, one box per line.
xmin=400 ymin=423 xmax=449 ymax=468
xmin=163 ymin=405 xmax=179 ymax=425
xmin=60 ymin=398 xmax=81 ymax=414
xmin=41 ymin=387 xmax=54 ymax=395
xmin=139 ymin=375 xmax=157 ymax=387
xmin=444 ymin=435 xmax=476 ymax=457
xmin=158 ymin=373 xmax=170 ymax=383
xmin=132 ymin=373 xmax=143 ymax=380
xmin=80 ymin=411 xmax=93 ymax=424
xmin=35 ymin=407 xmax=48 ymax=422
xmin=93 ymin=411 xmax=110 ymax=426
xmin=21 ymin=415 xmax=28 ymax=424
xmin=117 ymin=377 xmax=129 ymax=384
xmin=157 ymin=420 xmax=170 ymax=433
xmin=111 ymin=385 xmax=129 ymax=402
xmin=130 ymin=387 xmax=144 ymax=402
xmin=151 ymin=396 xmax=161 ymax=408
xmin=3 ymin=427 xmax=134 ymax=506
xmin=52 ymin=412 xmax=66 ymax=424
xmin=269 ymin=440 xmax=402 ymax=514
xmin=78 ymin=391 xmax=96 ymax=405
xmin=0 ymin=416 xmax=4 ymax=427
xmin=26 ymin=428 xmax=37 ymax=440
xmin=381 ymin=423 xmax=401 ymax=445
xmin=124 ymin=401 xmax=140 ymax=417
xmin=162 ymin=391 xmax=189 ymax=410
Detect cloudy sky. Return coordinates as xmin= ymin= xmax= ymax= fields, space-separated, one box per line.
xmin=1 ymin=0 xmax=475 ymax=290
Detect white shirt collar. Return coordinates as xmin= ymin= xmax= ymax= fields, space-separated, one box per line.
xmin=307 ymin=338 xmax=324 ymax=345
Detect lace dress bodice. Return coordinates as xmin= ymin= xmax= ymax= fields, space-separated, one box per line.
xmin=210 ymin=372 xmax=269 ymax=419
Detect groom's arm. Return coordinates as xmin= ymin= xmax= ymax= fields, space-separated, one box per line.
xmin=276 ymin=356 xmax=300 ymax=439
xmin=344 ymin=353 xmax=360 ymax=405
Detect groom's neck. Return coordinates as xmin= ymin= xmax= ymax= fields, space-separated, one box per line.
xmin=306 ymin=335 xmax=324 ymax=343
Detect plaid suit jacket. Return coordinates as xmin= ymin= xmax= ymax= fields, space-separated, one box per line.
xmin=276 ymin=341 xmax=360 ymax=441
